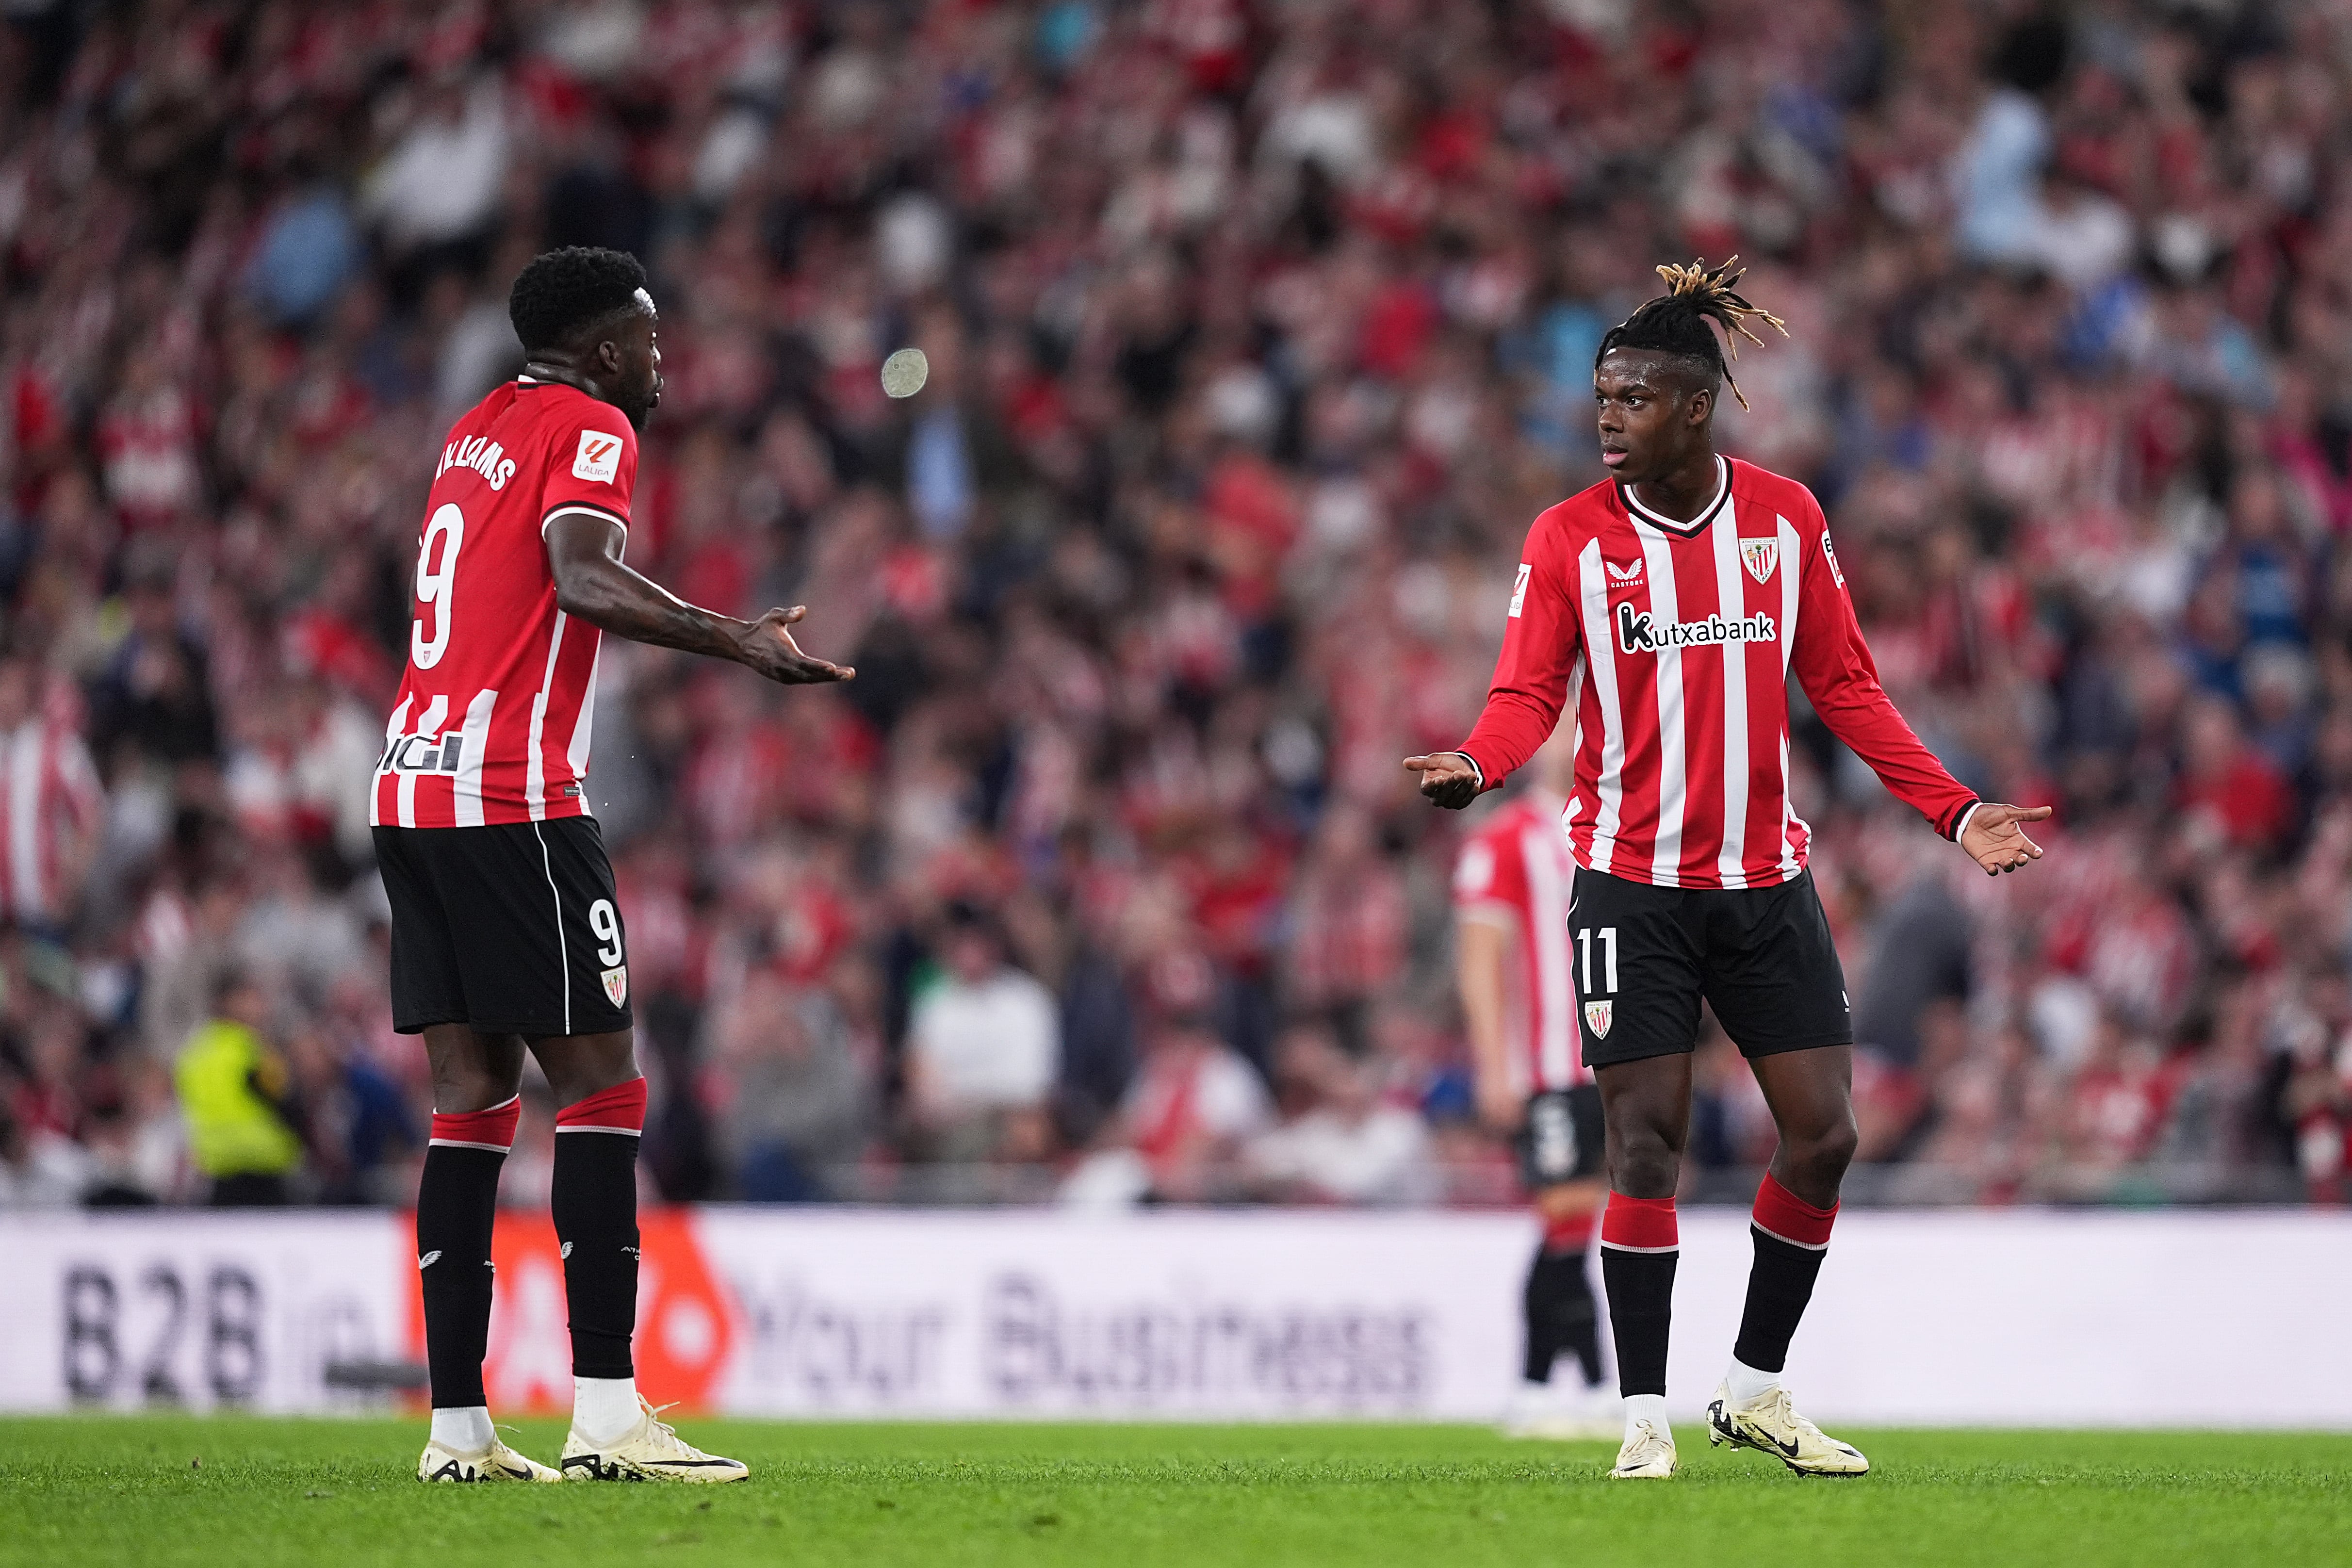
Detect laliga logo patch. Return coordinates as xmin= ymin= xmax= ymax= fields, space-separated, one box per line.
xmin=1740 ymin=537 xmax=1779 ymax=584
xmin=1821 ymin=530 xmax=1846 ymax=588
xmin=1584 ymin=999 xmax=1614 ymax=1039
xmin=573 ymin=429 xmax=623 ymax=483
xmin=1508 ymin=562 xmax=1532 ymax=618
xmin=601 ymin=964 xmax=629 ymax=1006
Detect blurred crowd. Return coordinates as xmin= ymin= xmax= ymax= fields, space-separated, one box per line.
xmin=2 ymin=0 xmax=2351 ymax=1212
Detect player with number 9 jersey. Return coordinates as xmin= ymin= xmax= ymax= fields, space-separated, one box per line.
xmin=372 ymin=376 xmax=635 ymax=832
xmin=384 ymin=249 xmax=852 ymax=1491
xmin=371 ymin=369 xmax=647 ymax=1046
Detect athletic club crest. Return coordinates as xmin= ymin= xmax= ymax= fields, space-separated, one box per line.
xmin=1740 ymin=537 xmax=1779 ymax=584
xmin=601 ymin=965 xmax=629 ymax=1007
xmin=1584 ymin=999 xmax=1614 ymax=1039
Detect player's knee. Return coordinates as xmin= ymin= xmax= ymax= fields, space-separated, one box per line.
xmin=1788 ymin=1115 xmax=1858 ymax=1186
xmin=535 ymin=1030 xmax=640 ymax=1107
xmin=1606 ymin=1127 xmax=1681 ymax=1198
xmin=425 ymin=1036 xmax=523 ymax=1113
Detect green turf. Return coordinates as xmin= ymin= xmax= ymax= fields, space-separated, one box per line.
xmin=1 ymin=1417 xmax=2347 ymax=1568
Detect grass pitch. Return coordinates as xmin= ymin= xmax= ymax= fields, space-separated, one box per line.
xmin=2 ymin=1417 xmax=2347 ymax=1568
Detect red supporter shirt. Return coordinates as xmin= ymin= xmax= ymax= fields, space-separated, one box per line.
xmin=1457 ymin=457 xmax=1975 ymax=889
xmin=371 ymin=377 xmax=637 ymax=830
xmin=1452 ymin=795 xmax=1588 ymax=1093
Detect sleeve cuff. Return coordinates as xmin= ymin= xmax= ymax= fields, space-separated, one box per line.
xmin=1947 ymin=800 xmax=1983 ymax=842
xmin=1454 ymin=752 xmax=1486 ymax=791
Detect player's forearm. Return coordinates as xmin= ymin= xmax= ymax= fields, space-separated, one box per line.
xmin=1810 ymin=687 xmax=1976 ymax=836
xmin=554 ymin=557 xmax=748 ymax=663
xmin=1456 ymin=925 xmax=1514 ymax=1092
xmin=1456 ymin=691 xmax=1557 ymax=791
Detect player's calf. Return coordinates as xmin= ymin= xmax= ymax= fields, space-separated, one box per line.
xmin=417 ymin=1093 xmax=533 ymax=1479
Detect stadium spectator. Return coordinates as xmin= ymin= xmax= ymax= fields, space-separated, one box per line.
xmin=1245 ymin=1020 xmax=1438 ymax=1206
xmin=903 ymin=904 xmax=1059 ymax=1165
xmin=173 ymin=970 xmax=303 ymax=1207
xmin=1062 ymin=993 xmax=1272 ymax=1206
xmin=0 ymin=655 xmax=102 ymax=934
xmin=708 ymin=968 xmax=876 ymax=1202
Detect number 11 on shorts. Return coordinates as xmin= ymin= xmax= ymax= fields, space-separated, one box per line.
xmin=1576 ymin=925 xmax=1618 ymax=993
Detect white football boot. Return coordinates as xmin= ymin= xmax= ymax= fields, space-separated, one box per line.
xmin=417 ymin=1435 xmax=561 ymax=1483
xmin=1608 ymin=1417 xmax=1680 ymax=1479
xmin=559 ymin=1396 xmax=749 ymax=1483
xmin=1705 ymin=1381 xmax=1870 ymax=1476
xmin=1501 ymin=1380 xmax=1623 ymax=1441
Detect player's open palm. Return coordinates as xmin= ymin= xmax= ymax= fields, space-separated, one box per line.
xmin=1960 ymin=801 xmax=2051 ymax=876
xmin=737 ymin=605 xmax=855 ymax=686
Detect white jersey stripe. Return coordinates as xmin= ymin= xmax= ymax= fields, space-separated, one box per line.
xmin=395 ymin=694 xmax=448 ymax=829
xmin=371 ymin=695 xmax=412 ymax=829
xmin=566 ymin=644 xmax=600 ymax=816
xmin=1712 ymin=500 xmax=1750 ymax=888
xmin=1778 ymin=515 xmax=1802 ymax=676
xmin=1522 ymin=819 xmax=1577 ymax=1088
xmin=1638 ymin=525 xmax=1685 ymax=886
xmin=452 ymin=687 xmax=498 ymax=828
xmin=525 ymin=610 xmax=570 ymax=821
xmin=1574 ymin=539 xmax=1625 ymax=874
xmin=1777 ymin=514 xmax=1806 ymax=878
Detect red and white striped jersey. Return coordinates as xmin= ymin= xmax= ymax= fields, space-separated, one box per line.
xmin=1452 ymin=795 xmax=1587 ymax=1092
xmin=0 ymin=719 xmax=102 ymax=925
xmin=371 ymin=378 xmax=637 ymax=830
xmin=1458 ymin=457 xmax=1975 ymax=889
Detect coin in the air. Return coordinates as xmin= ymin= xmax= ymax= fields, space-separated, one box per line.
xmin=881 ymin=347 xmax=930 ymax=398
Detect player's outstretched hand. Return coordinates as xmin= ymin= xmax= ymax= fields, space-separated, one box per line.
xmin=736 ymin=605 xmax=856 ymax=685
xmin=1960 ymin=801 xmax=2051 ymax=876
xmin=1404 ymin=752 xmax=1481 ymax=810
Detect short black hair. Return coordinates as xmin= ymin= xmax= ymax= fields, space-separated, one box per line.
xmin=507 ymin=246 xmax=651 ymax=356
xmin=1596 ymin=257 xmax=1788 ymax=412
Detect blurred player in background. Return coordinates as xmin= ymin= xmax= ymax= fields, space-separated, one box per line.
xmin=379 ymin=247 xmax=851 ymax=1485
xmin=1452 ymin=728 xmax=1615 ymax=1440
xmin=1409 ymin=261 xmax=2051 ymax=1480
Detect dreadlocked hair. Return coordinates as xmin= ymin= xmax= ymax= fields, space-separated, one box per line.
xmin=1593 ymin=256 xmax=1789 ymax=412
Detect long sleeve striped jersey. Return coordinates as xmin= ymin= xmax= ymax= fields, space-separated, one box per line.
xmin=1455 ymin=456 xmax=1976 ymax=890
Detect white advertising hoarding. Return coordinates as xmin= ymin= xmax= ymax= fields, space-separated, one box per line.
xmin=0 ymin=1208 xmax=2345 ymax=1427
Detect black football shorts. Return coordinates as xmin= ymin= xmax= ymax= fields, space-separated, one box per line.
xmin=375 ymin=816 xmax=633 ymax=1038
xmin=1568 ymin=866 xmax=1851 ymax=1070
xmin=1518 ymin=1083 xmax=1606 ymax=1190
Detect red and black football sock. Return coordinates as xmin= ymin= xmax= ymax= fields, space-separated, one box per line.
xmin=1731 ymin=1172 xmax=1837 ymax=1374
xmin=417 ymin=1095 xmax=520 ymax=1411
xmin=552 ymin=1078 xmax=647 ymax=1380
xmin=1598 ymin=1193 xmax=1677 ymax=1398
xmin=1522 ymin=1211 xmax=1602 ymax=1387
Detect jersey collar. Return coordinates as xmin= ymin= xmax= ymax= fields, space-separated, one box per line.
xmin=1617 ymin=455 xmax=1731 ymax=538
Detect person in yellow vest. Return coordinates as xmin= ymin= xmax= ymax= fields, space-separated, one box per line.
xmin=174 ymin=969 xmax=305 ymax=1205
